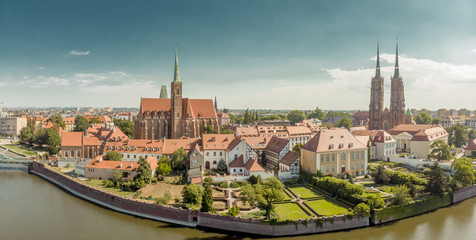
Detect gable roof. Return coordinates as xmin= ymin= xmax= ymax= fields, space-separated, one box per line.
xmin=229 ymin=155 xmax=245 ymax=168
xmin=202 ymin=134 xmax=235 ymax=150
xmin=466 ymin=139 xmax=476 ymax=151
xmin=162 ymin=138 xmax=199 ymax=154
xmin=61 ymin=132 xmax=83 ymax=147
xmin=226 ymin=137 xmax=242 ymax=152
xmin=265 ymin=137 xmax=289 ymax=153
xmin=280 ymin=151 xmax=300 ymax=166
xmin=244 ymin=158 xmax=265 ymax=172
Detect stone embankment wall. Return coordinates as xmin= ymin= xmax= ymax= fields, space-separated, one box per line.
xmin=197 ymin=213 xmax=369 ymax=236
xmin=453 ymin=185 xmax=476 ymax=203
xmin=29 ymin=162 xmax=195 ymax=227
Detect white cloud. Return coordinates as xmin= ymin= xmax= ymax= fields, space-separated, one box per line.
xmin=0 ymin=82 xmax=7 ymax=87
xmin=472 ymin=48 xmax=476 ymax=53
xmin=69 ymin=50 xmax=90 ymax=56
xmin=18 ymin=76 xmax=70 ymax=88
xmin=37 ymin=66 xmax=45 ymax=70
xmin=74 ymin=71 xmax=130 ymax=87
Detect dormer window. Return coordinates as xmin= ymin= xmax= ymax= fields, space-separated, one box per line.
xmin=156 ymin=148 xmax=160 ymax=151
xmin=151 ymin=147 xmax=155 ymax=151
xmin=349 ymin=143 xmax=354 ymax=148
xmin=329 ymin=144 xmax=334 ymax=149
xmin=114 ymin=147 xmax=118 ymax=150
xmin=339 ymin=143 xmax=344 ymax=148
xmin=330 ymin=136 xmax=334 ymax=139
xmin=134 ymin=147 xmax=137 ymax=151
xmin=144 ymin=147 xmax=148 ymax=151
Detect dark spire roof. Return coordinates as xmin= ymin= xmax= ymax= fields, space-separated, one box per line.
xmin=393 ymin=39 xmax=400 ymax=78
xmin=375 ymin=40 xmax=381 ymax=78
xmin=214 ymin=96 xmax=217 ymax=111
xmin=159 ymin=85 xmax=168 ymax=98
xmin=173 ymin=46 xmax=180 ymax=82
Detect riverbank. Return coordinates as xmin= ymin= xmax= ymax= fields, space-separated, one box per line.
xmin=27 ymin=161 xmax=476 ymax=237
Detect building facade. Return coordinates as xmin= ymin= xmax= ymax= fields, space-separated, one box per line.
xmin=0 ymin=117 xmax=27 ymax=137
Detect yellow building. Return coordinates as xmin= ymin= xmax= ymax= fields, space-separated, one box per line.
xmin=300 ymin=128 xmax=368 ymax=176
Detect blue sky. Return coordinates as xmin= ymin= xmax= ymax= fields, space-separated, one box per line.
xmin=1 ymin=0 xmax=476 ymax=110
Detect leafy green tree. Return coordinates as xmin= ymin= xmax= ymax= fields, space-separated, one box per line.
xmin=391 ymin=185 xmax=412 ymax=205
xmin=89 ymin=117 xmax=101 ymax=124
xmin=372 ymin=165 xmax=390 ymax=184
xmin=45 ymin=127 xmax=61 ymax=155
xmin=73 ymin=115 xmax=89 ymax=132
xmin=33 ymin=128 xmax=48 ymax=146
xmin=337 ymin=117 xmax=353 ymax=128
xmin=452 ymin=157 xmax=475 ymax=188
xmin=240 ymin=177 xmax=284 ymax=220
xmin=228 ymin=113 xmax=238 ymax=124
xmin=307 ymin=107 xmax=326 ymax=120
xmin=48 ymin=113 xmax=66 ymax=129
xmin=287 ymin=110 xmax=306 ymax=126
xmin=432 ymin=118 xmax=441 ymax=124
xmin=427 ymin=140 xmax=452 ymax=161
xmin=217 ymin=159 xmax=227 ymax=173
xmin=248 ymin=175 xmax=259 ymax=185
xmin=113 ymin=170 xmax=123 ymax=188
xmin=113 ymin=119 xmax=134 ymax=138
xmin=182 ymin=184 xmax=204 ymax=207
xmin=327 ymin=111 xmax=352 ymax=118
xmin=227 ymin=206 xmax=240 ymax=217
xmin=292 ymin=143 xmax=303 ymax=153
xmin=19 ymin=126 xmax=33 ymax=145
xmin=156 ymin=158 xmax=171 ymax=177
xmin=469 ymin=129 xmax=476 ymax=140
xmin=427 ymin=162 xmax=449 ymax=196
xmin=413 ymin=112 xmax=432 ymax=124
xmin=171 ymin=148 xmax=187 ymax=171
xmin=353 ymin=203 xmax=370 ymax=216
xmin=203 ymin=176 xmax=214 ymax=183
xmin=134 ymin=157 xmax=152 ymax=189
xmin=200 ymin=184 xmax=214 ymax=212
xmin=447 ymin=124 xmax=469 ymax=148
xmin=104 ymin=151 xmax=123 ymax=161
xmin=365 ymin=194 xmax=384 ymax=209
xmin=205 ymin=125 xmax=218 ymax=134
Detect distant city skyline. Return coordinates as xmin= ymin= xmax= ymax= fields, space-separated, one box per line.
xmin=1 ymin=0 xmax=476 ymax=110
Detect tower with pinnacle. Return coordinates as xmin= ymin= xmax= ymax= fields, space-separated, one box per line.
xmin=170 ymin=48 xmax=183 ymax=139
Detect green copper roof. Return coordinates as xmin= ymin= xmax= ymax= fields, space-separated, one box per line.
xmin=406 ymin=108 xmax=411 ymax=115
xmin=375 ymin=41 xmax=381 ymax=78
xmin=393 ymin=39 xmax=400 ymax=78
xmin=173 ymin=48 xmax=180 ymax=82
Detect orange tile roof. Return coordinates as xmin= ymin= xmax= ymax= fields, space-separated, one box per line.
xmin=280 ymin=151 xmax=299 ymax=166
xmin=202 ymin=134 xmax=235 ymax=150
xmin=467 ymin=139 xmax=476 ymax=151
xmin=389 ymin=124 xmax=448 ymax=141
xmin=85 ymin=155 xmax=158 ymax=171
xmin=244 ymin=158 xmax=264 ymax=172
xmin=226 ymin=137 xmax=242 ymax=152
xmin=139 ymin=98 xmax=217 ymax=120
xmin=63 ymin=117 xmax=75 ymax=124
xmin=229 ymin=155 xmax=245 ymax=168
xmin=83 ymin=136 xmax=101 ymax=146
xmin=265 ymin=137 xmax=289 ymax=153
xmin=162 ymin=138 xmax=200 ymax=154
xmin=140 ymin=98 xmax=171 ymax=113
xmin=61 ymin=132 xmax=84 ymax=147
xmin=105 ymin=139 xmax=164 ymax=153
xmin=301 ymin=128 xmax=367 ymax=153
xmin=286 ymin=126 xmax=312 ymax=136
xmin=236 ymin=126 xmax=259 ymax=136
xmin=240 ymin=136 xmax=270 ymax=150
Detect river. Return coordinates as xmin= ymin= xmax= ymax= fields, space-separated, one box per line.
xmin=1 ymin=169 xmax=476 ymax=240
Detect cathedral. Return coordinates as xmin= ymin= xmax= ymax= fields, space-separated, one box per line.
xmin=369 ymin=41 xmax=412 ymax=130
xmin=133 ymin=50 xmax=219 ymax=140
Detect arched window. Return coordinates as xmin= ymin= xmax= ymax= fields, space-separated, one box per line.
xmin=77 ymin=150 xmax=81 ymax=157
xmin=213 ymin=161 xmax=217 ymax=165
xmin=65 ymin=151 xmax=68 ymax=157
xmin=71 ymin=150 xmax=74 ymax=157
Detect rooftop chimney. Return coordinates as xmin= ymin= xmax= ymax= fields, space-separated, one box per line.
xmin=120 ymin=163 xmax=123 ymax=168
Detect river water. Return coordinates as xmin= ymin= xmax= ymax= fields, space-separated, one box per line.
xmin=1 ymin=169 xmax=476 ymax=240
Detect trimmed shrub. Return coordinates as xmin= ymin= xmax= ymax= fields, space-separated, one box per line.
xmin=230 ymin=182 xmax=240 ymax=188
xmin=219 ymin=182 xmax=229 ymax=188
xmin=314 ymin=176 xmax=364 ymax=204
xmin=204 ymin=177 xmax=214 ymax=183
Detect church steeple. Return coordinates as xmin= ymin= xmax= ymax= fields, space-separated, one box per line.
xmin=393 ymin=39 xmax=400 ymax=78
xmin=375 ymin=41 xmax=381 ymax=78
xmin=173 ymin=47 xmax=180 ymax=82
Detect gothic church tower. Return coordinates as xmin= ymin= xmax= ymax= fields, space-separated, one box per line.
xmin=369 ymin=42 xmax=384 ymax=130
xmin=170 ymin=48 xmax=183 ymax=139
xmin=389 ymin=41 xmax=406 ymax=129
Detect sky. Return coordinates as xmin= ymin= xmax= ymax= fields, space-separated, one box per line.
xmin=1 ymin=0 xmax=476 ymax=110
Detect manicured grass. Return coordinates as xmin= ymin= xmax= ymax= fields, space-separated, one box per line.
xmin=81 ymin=179 xmax=133 ymax=197
xmin=212 ymin=189 xmax=226 ymax=198
xmin=282 ymin=189 xmax=293 ymax=201
xmin=288 ymin=185 xmax=323 ymax=199
xmin=213 ymin=201 xmax=226 ymax=210
xmin=2 ymin=144 xmax=38 ymax=156
xmin=140 ymin=182 xmax=184 ymax=200
xmin=305 ymin=199 xmax=351 ymax=216
xmin=274 ymin=203 xmax=311 ymax=221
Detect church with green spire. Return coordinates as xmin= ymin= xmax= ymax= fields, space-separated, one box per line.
xmin=134 ymin=49 xmax=219 ymax=140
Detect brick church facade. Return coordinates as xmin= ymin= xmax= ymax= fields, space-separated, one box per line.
xmin=369 ymin=42 xmax=412 ymax=130
xmin=134 ymin=50 xmax=219 ymax=140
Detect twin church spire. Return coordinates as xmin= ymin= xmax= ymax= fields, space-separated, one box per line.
xmin=374 ymin=39 xmax=400 ymax=79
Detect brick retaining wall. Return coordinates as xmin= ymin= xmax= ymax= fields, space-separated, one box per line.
xmin=453 ymin=185 xmax=476 ymax=203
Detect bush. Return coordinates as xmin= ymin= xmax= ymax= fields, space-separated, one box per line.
xmin=204 ymin=177 xmax=214 ymax=183
xmin=219 ymin=182 xmax=229 ymax=188
xmin=230 ymin=182 xmax=240 ymax=188
xmin=156 ymin=192 xmax=172 ymax=205
xmin=314 ymin=176 xmax=364 ymax=204
xmin=285 ymin=179 xmax=297 ymax=186
xmin=388 ymin=170 xmax=427 ymax=186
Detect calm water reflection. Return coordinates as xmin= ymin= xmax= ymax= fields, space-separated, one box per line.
xmin=1 ymin=169 xmax=475 ymax=240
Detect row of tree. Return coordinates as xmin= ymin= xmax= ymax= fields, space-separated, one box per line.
xmin=19 ymin=126 xmax=61 ymax=155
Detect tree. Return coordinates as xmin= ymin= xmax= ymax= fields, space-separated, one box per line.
xmin=48 ymin=113 xmax=66 ymax=129
xmin=452 ymin=157 xmax=475 ymax=188
xmin=156 ymin=159 xmax=171 ymax=177
xmin=414 ymin=112 xmax=432 ymax=124
xmin=427 ymin=162 xmax=448 ymax=196
xmin=217 ymin=159 xmax=227 ymax=173
xmin=19 ymin=126 xmax=33 ymax=145
xmin=307 ymin=107 xmax=326 ymax=120
xmin=427 ymin=140 xmax=452 ymax=161
xmin=45 ymin=127 xmax=61 ymax=155
xmin=447 ymin=124 xmax=469 ymax=148
xmin=287 ymin=110 xmax=306 ymax=126
xmin=353 ymin=203 xmax=370 ymax=216
xmin=228 ymin=113 xmax=238 ymax=124
xmin=391 ymin=185 xmax=412 ymax=205
xmin=227 ymin=206 xmax=240 ymax=217
xmin=182 ymin=184 xmax=204 ymax=207
xmin=240 ymin=177 xmax=284 ymax=220
xmin=113 ymin=170 xmax=123 ymax=188
xmin=134 ymin=157 xmax=152 ymax=189
xmin=113 ymin=119 xmax=134 ymax=138
xmin=469 ymin=129 xmax=476 ymax=140
xmin=171 ymin=148 xmax=187 ymax=171
xmin=372 ymin=165 xmax=390 ymax=184
xmin=89 ymin=117 xmax=101 ymax=124
xmin=432 ymin=118 xmax=441 ymax=124
xmin=104 ymin=151 xmax=123 ymax=161
xmin=73 ymin=115 xmax=89 ymax=132
xmin=205 ymin=125 xmax=218 ymax=134
xmin=292 ymin=143 xmax=303 ymax=153
xmin=200 ymin=184 xmax=214 ymax=212
xmin=337 ymin=117 xmax=353 ymax=128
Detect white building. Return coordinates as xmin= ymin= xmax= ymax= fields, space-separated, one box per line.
xmin=0 ymin=117 xmax=27 ymax=137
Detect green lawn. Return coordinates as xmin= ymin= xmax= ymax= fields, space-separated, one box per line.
xmin=288 ymin=186 xmax=323 ymax=199
xmin=274 ymin=203 xmax=311 ymax=220
xmin=81 ymin=179 xmax=133 ymax=197
xmin=305 ymin=199 xmax=351 ymax=216
xmin=2 ymin=144 xmax=38 ymax=156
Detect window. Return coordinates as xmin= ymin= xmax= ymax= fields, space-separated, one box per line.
xmin=320 ymin=166 xmax=324 ymax=173
xmin=332 ymin=154 xmax=335 ymax=162
xmin=144 ymin=147 xmax=148 ymax=151
xmin=351 ymin=152 xmax=355 ymax=160
xmin=341 ymin=153 xmax=346 ymax=160
xmin=206 ymin=152 xmax=209 ymax=156
xmin=351 ymin=163 xmax=354 ymax=170
xmin=326 ymin=166 xmax=329 ymax=173
xmin=356 ymin=162 xmax=360 ymax=169
xmin=213 ymin=161 xmax=217 ymax=165
xmin=213 ymin=152 xmax=216 ymax=156
xmin=356 ymin=152 xmax=360 ymax=159
xmin=332 ymin=165 xmax=335 ymax=172
xmin=320 ymin=155 xmax=324 ymax=162
xmin=71 ymin=150 xmax=74 ymax=157
xmin=220 ymin=152 xmax=222 ymax=156
xmin=361 ymin=152 xmax=365 ymax=159
xmin=326 ymin=154 xmax=329 ymax=162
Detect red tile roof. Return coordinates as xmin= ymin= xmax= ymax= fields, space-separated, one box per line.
xmin=280 ymin=151 xmax=299 ymax=166
xmin=466 ymin=139 xmax=476 ymax=151
xmin=202 ymin=134 xmax=235 ymax=150
xmin=83 ymin=135 xmax=101 ymax=146
xmin=229 ymin=155 xmax=245 ymax=168
xmin=301 ymin=128 xmax=367 ymax=153
xmin=162 ymin=138 xmax=200 ymax=154
xmin=226 ymin=137 xmax=242 ymax=152
xmin=139 ymin=98 xmax=217 ymax=120
xmin=240 ymin=136 xmax=270 ymax=150
xmin=61 ymin=132 xmax=83 ymax=147
xmin=244 ymin=159 xmax=265 ymax=172
xmin=265 ymin=137 xmax=289 ymax=153
xmin=105 ymin=139 xmax=164 ymax=153
xmin=235 ymin=126 xmax=259 ymax=136
xmin=85 ymin=155 xmax=158 ymax=171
